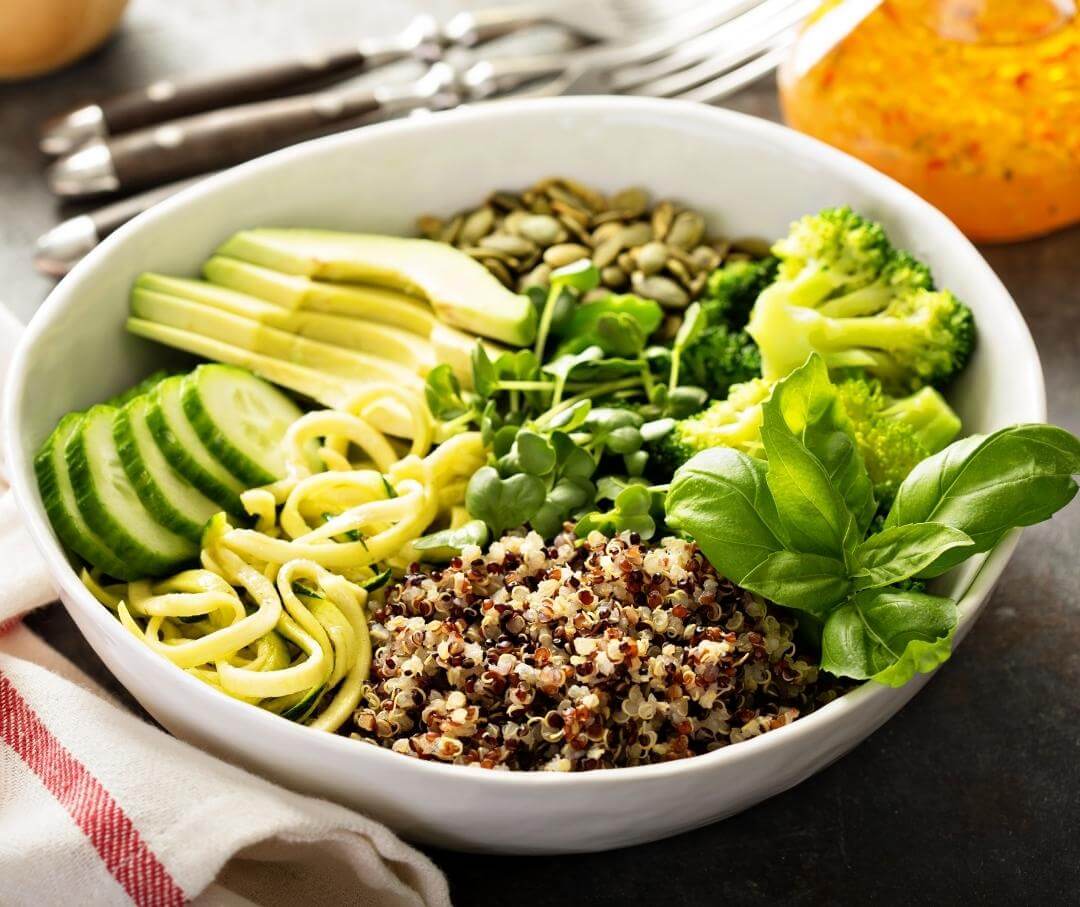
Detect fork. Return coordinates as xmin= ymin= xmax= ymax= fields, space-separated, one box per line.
xmin=465 ymin=0 xmax=815 ymax=102
xmin=39 ymin=0 xmax=699 ymax=157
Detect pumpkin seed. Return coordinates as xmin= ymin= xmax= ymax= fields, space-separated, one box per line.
xmin=609 ymin=187 xmax=649 ymax=218
xmin=665 ymin=258 xmax=693 ymax=288
xmin=480 ymin=233 xmax=536 ymax=257
xmin=439 ymin=214 xmax=464 ymax=245
xmin=461 ymin=207 xmax=495 ymax=245
xmin=690 ymin=245 xmax=721 ymax=273
xmin=635 ymin=241 xmax=668 ymax=276
xmin=651 ymin=202 xmax=675 ymax=241
xmin=488 ymin=191 xmax=523 ymax=212
xmin=462 ymin=247 xmax=521 ymax=268
xmin=417 ymin=214 xmax=443 ymax=240
xmin=519 ymin=263 xmax=552 ymax=291
xmin=667 ymin=211 xmax=706 ymax=250
xmin=518 ymin=214 xmax=565 ymax=246
xmin=583 ymin=288 xmax=610 ymax=303
xmin=558 ymin=214 xmax=592 ymax=245
xmin=632 ymin=272 xmax=689 ymax=309
xmin=592 ymin=236 xmax=624 ymax=269
xmin=590 ymin=209 xmax=631 ymax=227
xmin=551 ymin=199 xmax=591 ymax=225
xmin=619 ymin=222 xmax=653 ymax=248
xmin=601 ymin=265 xmax=628 ymax=289
xmin=591 ymin=221 xmax=624 ymax=245
xmin=503 ymin=210 xmax=529 ymax=236
xmin=544 ymin=243 xmax=591 ymax=268
xmin=657 ymin=313 xmax=682 ymax=342
xmin=617 ymin=251 xmax=636 ymax=273
xmin=485 ymin=258 xmax=515 ymax=287
xmin=689 ymin=273 xmax=708 ymax=298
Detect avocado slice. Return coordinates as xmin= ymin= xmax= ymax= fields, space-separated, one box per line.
xmin=135 ymin=274 xmax=437 ymax=375
xmin=130 ymin=289 xmax=422 ymax=390
xmin=214 ymin=229 xmax=537 ymax=347
xmin=203 ymin=255 xmax=439 ymax=336
xmin=126 ymin=319 xmax=415 ymax=437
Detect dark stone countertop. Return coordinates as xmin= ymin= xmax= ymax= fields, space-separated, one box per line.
xmin=2 ymin=2 xmax=1077 ymax=904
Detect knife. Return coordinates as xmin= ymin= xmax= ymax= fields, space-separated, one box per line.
xmin=34 ymin=175 xmax=212 ymax=277
xmin=38 ymin=4 xmax=582 ymax=156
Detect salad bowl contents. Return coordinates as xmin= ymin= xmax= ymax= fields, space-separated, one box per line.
xmin=5 ymin=100 xmax=1075 ymax=850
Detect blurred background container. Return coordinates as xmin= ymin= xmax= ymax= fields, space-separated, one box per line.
xmin=0 ymin=0 xmax=129 ymax=80
xmin=779 ymin=0 xmax=1080 ymax=242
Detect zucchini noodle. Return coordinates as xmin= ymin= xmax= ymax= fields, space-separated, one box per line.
xmin=82 ymin=381 xmax=487 ymax=733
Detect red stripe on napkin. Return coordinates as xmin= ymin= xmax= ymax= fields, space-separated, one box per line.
xmin=0 ymin=672 xmax=186 ymax=907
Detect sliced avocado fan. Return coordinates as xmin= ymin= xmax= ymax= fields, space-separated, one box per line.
xmin=215 ymin=229 xmax=537 ymax=347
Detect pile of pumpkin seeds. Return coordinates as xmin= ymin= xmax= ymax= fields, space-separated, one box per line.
xmin=418 ymin=177 xmax=754 ymax=311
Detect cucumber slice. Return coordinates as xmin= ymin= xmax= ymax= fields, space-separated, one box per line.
xmin=181 ymin=364 xmax=301 ymax=486
xmin=105 ymin=369 xmax=172 ymax=408
xmin=145 ymin=376 xmax=246 ymax=517
xmin=66 ymin=405 xmax=196 ymax=576
xmin=34 ymin=413 xmax=132 ymax=579
xmin=115 ymin=395 xmax=221 ymax=543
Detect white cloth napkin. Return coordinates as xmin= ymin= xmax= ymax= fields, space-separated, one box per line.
xmin=0 ymin=306 xmax=451 ymax=907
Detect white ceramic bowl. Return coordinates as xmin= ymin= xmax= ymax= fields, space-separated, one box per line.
xmin=4 ymin=98 xmax=1044 ymax=854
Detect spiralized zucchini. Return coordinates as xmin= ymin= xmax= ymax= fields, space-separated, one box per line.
xmin=83 ymin=383 xmax=486 ymax=732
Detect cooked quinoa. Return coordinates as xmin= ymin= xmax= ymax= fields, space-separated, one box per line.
xmin=351 ymin=530 xmax=840 ymax=771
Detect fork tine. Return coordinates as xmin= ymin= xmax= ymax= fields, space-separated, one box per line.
xmin=461 ymin=1 xmax=760 ymax=98
xmin=675 ymin=38 xmax=795 ymax=104
xmin=610 ymin=0 xmax=710 ymax=27
xmin=613 ymin=0 xmax=814 ymax=94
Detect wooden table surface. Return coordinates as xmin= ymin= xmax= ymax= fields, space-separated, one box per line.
xmin=2 ymin=2 xmax=1078 ymax=904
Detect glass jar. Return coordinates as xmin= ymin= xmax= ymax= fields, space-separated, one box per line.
xmin=779 ymin=0 xmax=1080 ymax=242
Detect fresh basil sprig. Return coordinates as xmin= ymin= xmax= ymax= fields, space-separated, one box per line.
xmin=666 ymin=353 xmax=1080 ymax=686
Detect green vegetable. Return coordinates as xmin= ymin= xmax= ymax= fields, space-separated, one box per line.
xmin=534 ymin=260 xmax=600 ymax=358
xmin=465 ymin=467 xmax=547 ymax=537
xmin=884 ymin=424 xmax=1080 ymax=576
xmin=665 ymin=353 xmax=1080 ymax=686
xmin=701 ymin=256 xmax=778 ymax=329
xmin=744 ymin=207 xmax=974 ymax=391
xmin=667 ymin=302 xmax=707 ymax=392
xmin=678 ymin=323 xmax=762 ymax=400
xmin=821 ymin=589 xmax=957 ymax=686
xmin=413 ymin=520 xmax=491 ymax=563
xmin=556 ymin=294 xmax=663 ymax=357
xmin=650 ymin=369 xmax=962 ymax=511
xmin=576 ymin=484 xmax=657 ymax=540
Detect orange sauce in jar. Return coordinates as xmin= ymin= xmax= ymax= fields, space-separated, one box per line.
xmin=779 ymin=0 xmax=1080 ymax=242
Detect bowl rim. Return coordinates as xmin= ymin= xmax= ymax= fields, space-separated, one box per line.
xmin=3 ymin=96 xmax=1046 ymax=788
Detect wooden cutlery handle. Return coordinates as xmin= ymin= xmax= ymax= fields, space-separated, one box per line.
xmin=107 ymin=91 xmax=380 ymax=190
xmin=98 ymin=49 xmax=372 ymax=133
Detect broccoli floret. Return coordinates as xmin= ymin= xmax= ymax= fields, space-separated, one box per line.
xmin=702 ymin=256 xmax=778 ymax=329
xmin=835 ymin=377 xmax=962 ymax=504
xmin=649 ymin=373 xmax=962 ymax=494
xmin=746 ymin=207 xmax=973 ymax=391
xmin=680 ymin=324 xmax=762 ymax=399
xmin=650 ymin=378 xmax=773 ymax=475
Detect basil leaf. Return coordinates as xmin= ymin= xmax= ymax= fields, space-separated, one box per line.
xmin=465 ymin=467 xmax=546 ymax=537
xmin=666 ymin=447 xmax=785 ymax=583
xmin=739 ymin=551 xmax=850 ymax=616
xmin=820 ymin=588 xmax=957 ymax=685
xmin=853 ymin=523 xmax=973 ymax=591
xmin=765 ymin=354 xmax=876 ymax=534
xmin=760 ymin=422 xmax=855 ymax=559
xmin=885 ymin=424 xmax=1080 ymax=576
xmin=414 ymin=521 xmax=490 ymax=563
